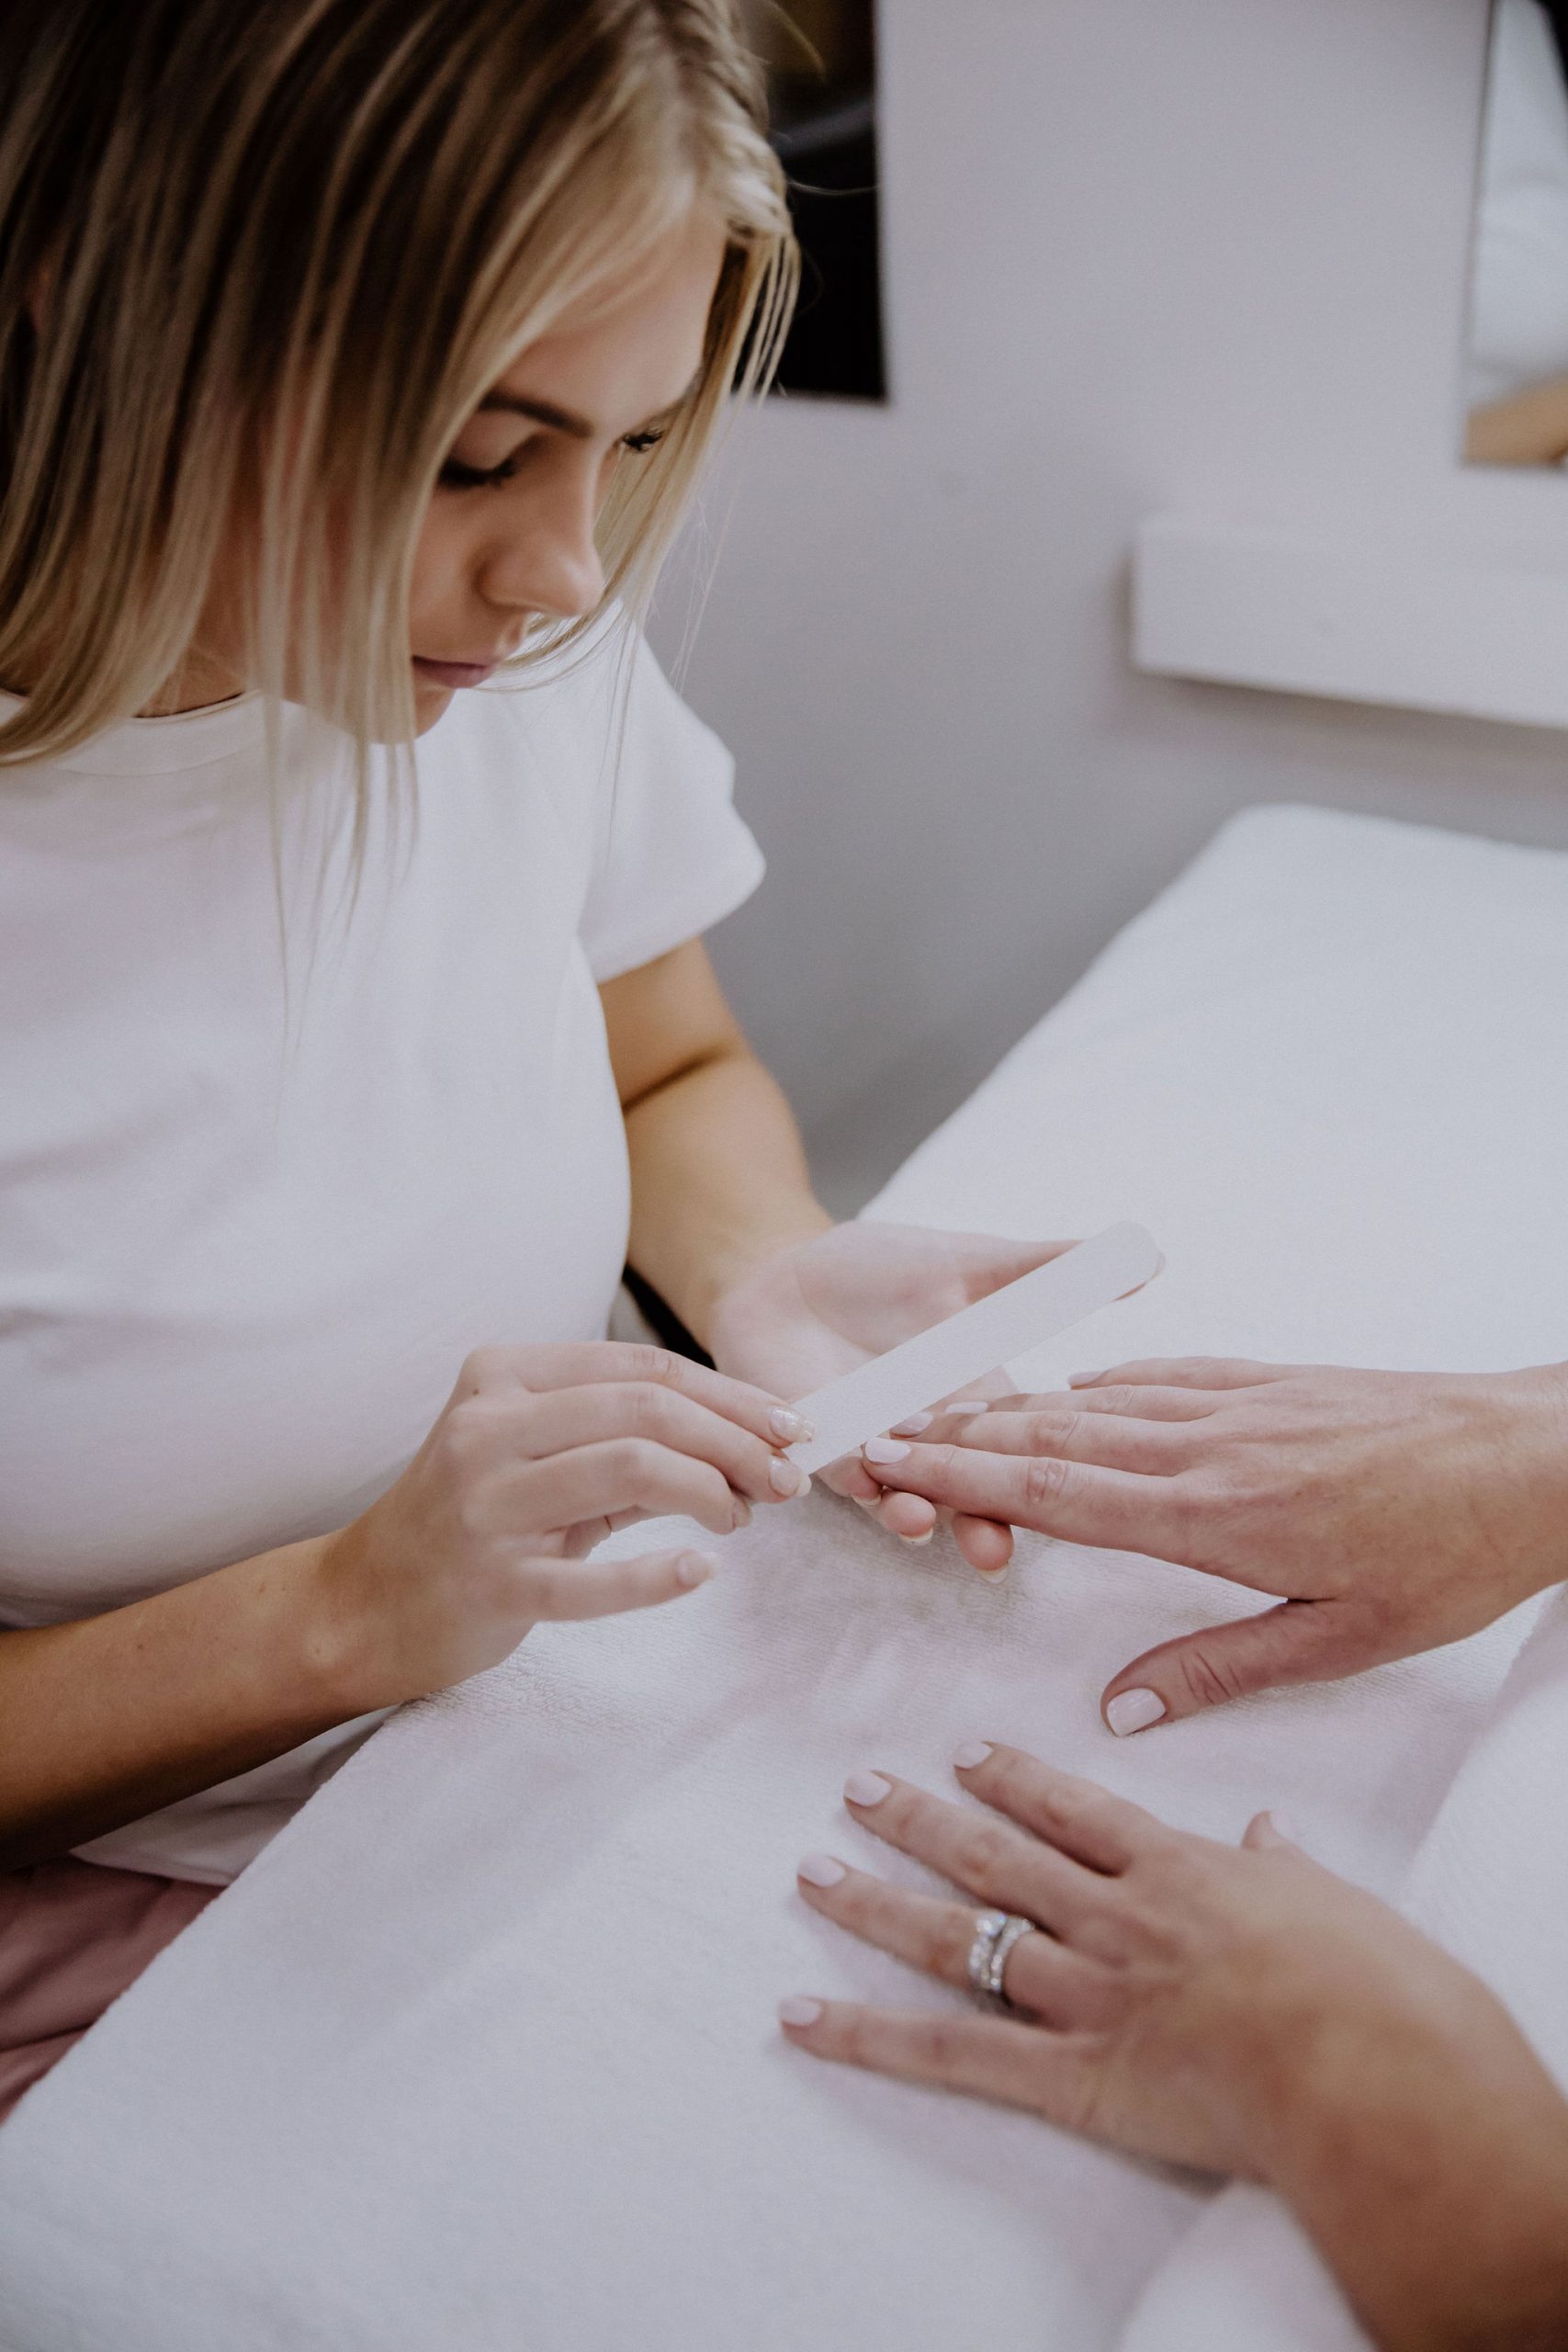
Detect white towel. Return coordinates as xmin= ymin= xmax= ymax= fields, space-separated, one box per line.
xmin=3 ymin=807 xmax=1567 ymax=2351
xmin=1118 ymin=1583 xmax=1568 ymax=2352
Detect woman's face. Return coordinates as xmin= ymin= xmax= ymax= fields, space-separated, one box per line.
xmin=406 ymin=210 xmax=726 ymax=733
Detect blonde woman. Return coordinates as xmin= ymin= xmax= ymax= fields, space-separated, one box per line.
xmin=0 ymin=0 xmax=1056 ymax=2120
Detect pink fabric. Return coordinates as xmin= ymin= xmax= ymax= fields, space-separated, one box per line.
xmin=0 ymin=1858 xmax=219 ymax=2124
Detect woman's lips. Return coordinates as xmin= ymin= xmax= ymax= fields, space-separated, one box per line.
xmin=412 ymin=655 xmax=499 ymax=689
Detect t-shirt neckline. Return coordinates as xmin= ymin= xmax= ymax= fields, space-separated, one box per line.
xmin=0 ymin=687 xmax=268 ymax=775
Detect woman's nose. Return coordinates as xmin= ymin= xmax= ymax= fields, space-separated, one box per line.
xmin=479 ymin=467 xmax=607 ymax=623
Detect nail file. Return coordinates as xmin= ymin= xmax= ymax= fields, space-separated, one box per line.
xmin=784 ymin=1222 xmax=1163 ymax=1476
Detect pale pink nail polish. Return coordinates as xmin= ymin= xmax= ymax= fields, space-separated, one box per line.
xmin=945 ymin=1399 xmax=988 ymax=1419
xmin=863 ymin=1437 xmax=909 ymax=1464
xmin=1105 ymin=1688 xmax=1166 ymax=1736
xmin=953 ymin=1741 xmax=993 ymax=1770
xmin=1067 ymin=1369 xmax=1106 ymax=1390
xmin=770 ymin=1457 xmax=808 ymax=1498
xmin=897 ymin=1529 xmax=934 ymax=1547
xmin=1268 ymin=1810 xmax=1304 ymax=1846
xmin=889 ymin=1412 xmax=932 ymax=1437
xmin=797 ymin=1852 xmax=847 ymax=1887
xmin=675 ymin=1551 xmax=719 ymax=1589
xmin=769 ymin=1407 xmax=812 ymax=1442
xmin=844 ymin=1769 xmax=892 ymax=1806
xmin=779 ymin=1996 xmax=823 ymax=2028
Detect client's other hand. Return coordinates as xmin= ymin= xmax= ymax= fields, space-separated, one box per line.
xmin=782 ymin=1747 xmax=1568 ymax=2350
xmin=855 ymin=1361 xmax=1568 ymax=1727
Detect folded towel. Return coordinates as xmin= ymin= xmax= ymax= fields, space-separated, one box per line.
xmin=3 ymin=807 xmax=1566 ymax=2351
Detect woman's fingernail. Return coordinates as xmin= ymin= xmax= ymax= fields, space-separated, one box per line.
xmin=945 ymin=1399 xmax=988 ymax=1419
xmin=779 ymin=1996 xmax=824 ymax=2028
xmin=974 ymin=1560 xmax=1009 ymax=1582
xmin=1067 ymin=1370 xmax=1106 ymax=1390
xmin=863 ymin=1438 xmax=909 ymax=1464
xmin=953 ymin=1740 xmax=993 ymax=1770
xmin=797 ymin=1852 xmax=847 ymax=1887
xmin=897 ymin=1529 xmax=934 ymax=1547
xmin=770 ymin=1457 xmax=808 ymax=1497
xmin=770 ymin=1407 xmax=812 ymax=1442
xmin=1268 ymin=1810 xmax=1303 ymax=1846
xmin=675 ymin=1550 xmax=719 ymax=1589
xmin=731 ymin=1498 xmax=753 ymax=1532
xmin=1106 ymin=1688 xmax=1167 ymax=1736
xmin=889 ymin=1412 xmax=932 ymax=1437
xmin=844 ymin=1769 xmax=892 ymax=1806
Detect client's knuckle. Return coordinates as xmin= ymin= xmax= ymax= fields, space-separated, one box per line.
xmin=626 ymin=1343 xmax=679 ymax=1387
xmin=1175 ymin=1645 xmax=1248 ymax=1710
xmin=1021 ymin=1454 xmax=1071 ymax=1513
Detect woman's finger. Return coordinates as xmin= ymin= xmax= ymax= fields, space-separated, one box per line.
xmin=941 ymin=1407 xmax=1198 ymax=1476
xmin=952 ymin=1743 xmax=1168 ymax=1872
xmin=951 ymin=1512 xmax=1014 ymax=1576
xmin=857 ymin=1441 xmax=1189 ymax=1557
xmin=503 ymin=1437 xmax=747 ymax=1540
xmin=520 ymin=1544 xmax=721 ymax=1622
xmin=499 ymin=1383 xmax=806 ymax=1507
xmin=795 ymin=1856 xmax=1110 ymax=2026
xmin=778 ymin=1998 xmax=1101 ymax=2129
xmin=984 ymin=1385 xmax=1223 ymax=1426
xmin=1066 ymin=1357 xmax=1286 ymax=1394
xmin=456 ymin=1340 xmax=810 ymax=1449
xmin=841 ymin=1771 xmax=1107 ymax=1935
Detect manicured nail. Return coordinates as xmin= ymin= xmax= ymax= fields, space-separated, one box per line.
xmin=797 ymin=1852 xmax=847 ymax=1887
xmin=770 ymin=1457 xmax=808 ymax=1497
xmin=953 ymin=1741 xmax=993 ymax=1770
xmin=974 ymin=1560 xmax=1008 ymax=1582
xmin=889 ymin=1412 xmax=932 ymax=1437
xmin=779 ymin=1996 xmax=824 ymax=2028
xmin=1106 ymin=1688 xmax=1166 ymax=1736
xmin=1268 ymin=1810 xmax=1303 ymax=1846
xmin=731 ymin=1498 xmax=753 ymax=1531
xmin=897 ymin=1529 xmax=934 ymax=1547
xmin=770 ymin=1407 xmax=812 ymax=1442
xmin=844 ymin=1769 xmax=892 ymax=1806
xmin=675 ymin=1550 xmax=719 ymax=1589
xmin=1067 ymin=1369 xmax=1106 ymax=1389
xmin=863 ymin=1437 xmax=909 ymax=1464
xmin=945 ymin=1399 xmax=988 ymax=1419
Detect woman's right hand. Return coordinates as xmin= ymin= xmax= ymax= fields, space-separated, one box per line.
xmin=311 ymin=1341 xmax=811 ymax=1709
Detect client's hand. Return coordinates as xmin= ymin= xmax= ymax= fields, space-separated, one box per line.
xmin=313 ymin=1342 xmax=809 ymax=1711
xmin=781 ymin=1747 xmax=1568 ymax=2351
xmin=707 ymin=1223 xmax=1076 ymax=1574
xmin=853 ymin=1361 xmax=1568 ymax=1727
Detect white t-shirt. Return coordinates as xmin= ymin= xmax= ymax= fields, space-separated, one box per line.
xmin=0 ymin=629 xmax=763 ymax=1883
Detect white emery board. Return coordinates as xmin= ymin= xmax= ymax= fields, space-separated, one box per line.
xmin=784 ymin=1224 xmax=1163 ymax=1476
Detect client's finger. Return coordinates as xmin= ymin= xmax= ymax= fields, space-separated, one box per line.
xmin=858 ymin=1441 xmax=1185 ymax=1556
xmin=778 ymin=1999 xmax=1100 ymax=2129
xmin=1100 ymin=1597 xmax=1381 ymax=1734
xmin=951 ymin=1513 xmax=1013 ymax=1576
xmin=842 ymin=1770 xmax=1104 ymax=1935
xmin=524 ymin=1545 xmax=720 ymax=1620
xmin=953 ymin=1743 xmax=1167 ymax=1872
xmin=983 ymin=1384 xmax=1222 ymax=1425
xmin=794 ymin=1857 xmax=1107 ymax=2025
xmin=1066 ymin=1357 xmax=1287 ymax=1394
xmin=942 ymin=1407 xmax=1198 ymax=1476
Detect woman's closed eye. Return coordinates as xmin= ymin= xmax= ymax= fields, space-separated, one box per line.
xmin=438 ymin=425 xmax=667 ymax=492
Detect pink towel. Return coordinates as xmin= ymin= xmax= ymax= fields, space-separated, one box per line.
xmin=0 ymin=1859 xmax=218 ymax=2123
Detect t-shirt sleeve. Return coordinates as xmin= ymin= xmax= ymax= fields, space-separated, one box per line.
xmin=577 ymin=632 xmax=765 ymax=983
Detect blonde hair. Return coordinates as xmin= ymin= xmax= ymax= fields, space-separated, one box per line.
xmin=0 ymin=0 xmax=795 ymax=786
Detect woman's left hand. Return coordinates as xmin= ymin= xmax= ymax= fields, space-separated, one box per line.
xmin=706 ymin=1225 xmax=1075 ymax=1573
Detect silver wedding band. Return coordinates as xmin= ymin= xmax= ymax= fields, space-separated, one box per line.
xmin=966 ymin=1907 xmax=1034 ymax=2011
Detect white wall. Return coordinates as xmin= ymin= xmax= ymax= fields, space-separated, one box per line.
xmin=650 ymin=0 xmax=1568 ymax=1209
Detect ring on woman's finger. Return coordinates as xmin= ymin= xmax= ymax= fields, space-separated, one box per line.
xmin=966 ymin=1908 xmax=1036 ymax=2012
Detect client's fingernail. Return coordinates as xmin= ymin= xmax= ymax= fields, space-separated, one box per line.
xmin=953 ymin=1741 xmax=993 ymax=1770
xmin=770 ymin=1407 xmax=813 ymax=1442
xmin=889 ymin=1412 xmax=932 ymax=1437
xmin=731 ymin=1498 xmax=753 ymax=1531
xmin=797 ymin=1853 xmax=847 ymax=1887
xmin=1067 ymin=1369 xmax=1105 ymax=1389
xmin=1106 ymin=1688 xmax=1166 ymax=1736
xmin=1268 ymin=1810 xmax=1303 ymax=1846
xmin=675 ymin=1550 xmax=719 ymax=1589
xmin=779 ymin=1996 xmax=824 ymax=2028
xmin=863 ymin=1438 xmax=909 ymax=1464
xmin=974 ymin=1560 xmax=1009 ymax=1582
xmin=770 ymin=1457 xmax=809 ymax=1497
xmin=945 ymin=1399 xmax=988 ymax=1419
xmin=897 ymin=1529 xmax=934 ymax=1547
xmin=844 ymin=1770 xmax=892 ymax=1806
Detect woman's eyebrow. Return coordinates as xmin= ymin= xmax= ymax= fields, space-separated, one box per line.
xmin=475 ymin=373 xmax=702 ymax=439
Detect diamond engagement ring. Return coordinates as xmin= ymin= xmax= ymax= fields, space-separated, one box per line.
xmin=966 ymin=1907 xmax=1035 ymax=2011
